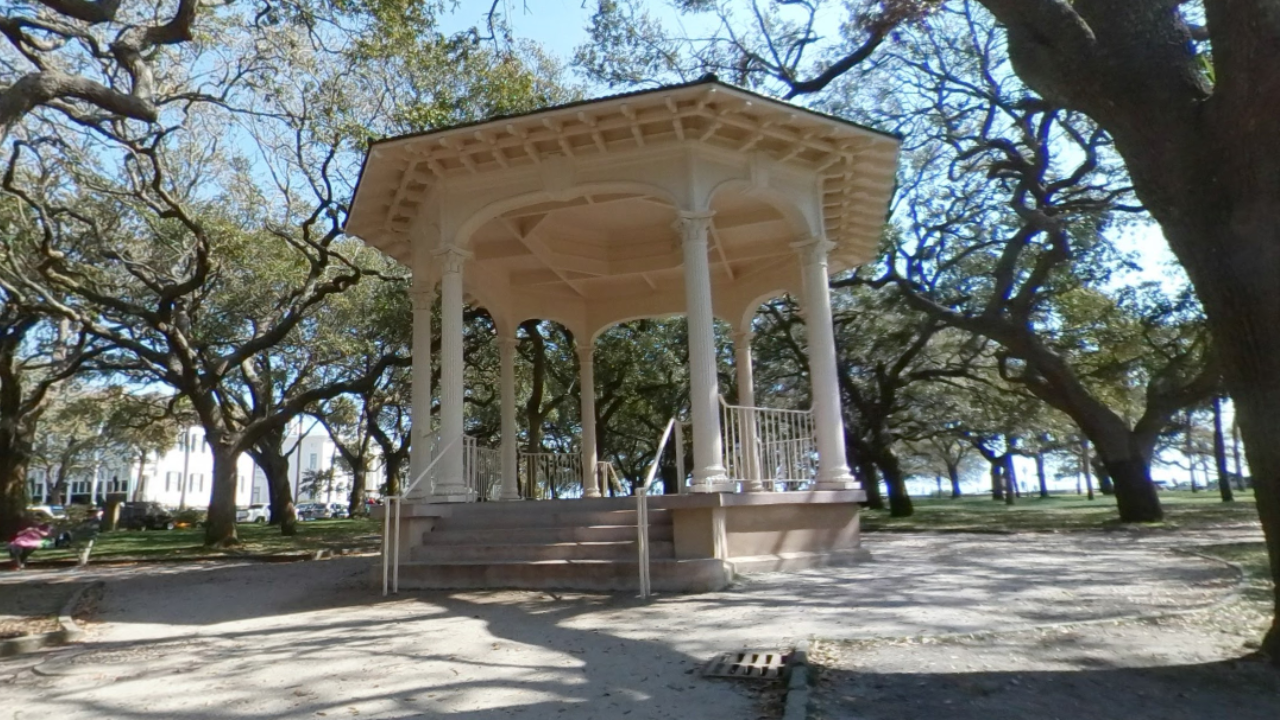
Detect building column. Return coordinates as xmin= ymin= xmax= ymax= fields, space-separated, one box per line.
xmin=578 ymin=342 xmax=601 ymax=498
xmin=677 ymin=211 xmax=733 ymax=492
xmin=733 ymin=330 xmax=764 ymax=492
xmin=432 ymin=246 xmax=472 ymax=502
xmin=794 ymin=236 xmax=859 ymax=489
xmin=407 ymin=284 xmax=434 ymax=499
xmin=498 ymin=335 xmax=521 ymax=500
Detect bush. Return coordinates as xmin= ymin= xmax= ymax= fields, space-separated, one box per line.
xmin=173 ymin=508 xmax=207 ymax=527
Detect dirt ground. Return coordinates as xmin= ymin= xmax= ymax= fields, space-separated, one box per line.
xmin=0 ymin=581 xmax=82 ymax=639
xmin=0 ymin=529 xmax=1271 ymax=719
xmin=810 ymin=529 xmax=1279 ymax=720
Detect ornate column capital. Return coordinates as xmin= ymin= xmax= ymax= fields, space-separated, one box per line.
xmin=410 ymin=283 xmax=436 ymax=310
xmin=432 ymin=245 xmax=472 ymax=275
xmin=497 ymin=336 xmax=520 ymax=352
xmin=576 ymin=341 xmax=595 ymax=362
xmin=790 ymin=235 xmax=837 ymax=268
xmin=731 ymin=329 xmax=755 ymax=348
xmin=674 ymin=210 xmax=716 ymax=247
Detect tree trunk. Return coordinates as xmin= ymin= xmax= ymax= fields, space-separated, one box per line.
xmin=946 ymin=459 xmax=962 ymax=498
xmin=133 ymin=448 xmax=147 ymax=502
xmin=348 ymin=467 xmax=368 ymax=517
xmin=204 ymin=444 xmax=240 ymax=547
xmin=1231 ymin=386 xmax=1280 ymax=661
xmin=1035 ymin=451 xmax=1049 ymax=498
xmin=1003 ymin=454 xmax=1015 ymax=506
xmin=1213 ymin=395 xmax=1234 ymax=503
xmin=0 ymin=445 xmax=30 ymax=540
xmin=1081 ymin=440 xmax=1094 ymax=501
xmin=1231 ymin=417 xmax=1246 ymax=490
xmin=876 ymin=451 xmax=913 ymax=518
xmin=854 ymin=453 xmax=884 ymax=510
xmin=248 ymin=436 xmax=296 ymax=536
xmin=990 ymin=460 xmax=1004 ymax=501
xmin=1095 ymin=460 xmax=1115 ymax=496
xmin=382 ymin=452 xmax=403 ymax=498
xmin=1185 ymin=411 xmax=1198 ymax=492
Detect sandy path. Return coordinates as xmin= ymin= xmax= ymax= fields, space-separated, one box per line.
xmin=0 ymin=531 xmax=1246 ymax=719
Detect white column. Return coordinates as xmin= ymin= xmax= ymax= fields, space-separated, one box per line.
xmin=407 ymin=284 xmax=434 ymax=499
xmin=732 ymin=330 xmax=756 ymax=408
xmin=578 ymin=342 xmax=601 ymax=498
xmin=432 ymin=246 xmax=472 ymax=501
xmin=498 ymin=335 xmax=521 ymax=501
xmin=677 ymin=211 xmax=732 ymax=492
xmin=794 ymin=236 xmax=858 ymax=489
xmin=733 ymin=330 xmax=764 ymax=492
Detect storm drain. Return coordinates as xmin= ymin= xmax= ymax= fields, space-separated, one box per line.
xmin=703 ymin=649 xmax=791 ymax=681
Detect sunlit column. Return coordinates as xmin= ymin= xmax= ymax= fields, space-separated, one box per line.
xmin=498 ymin=335 xmax=521 ymax=500
xmin=432 ymin=246 xmax=472 ymax=501
xmin=578 ymin=342 xmax=601 ymax=498
xmin=733 ymin=329 xmax=764 ymax=492
xmin=794 ymin=236 xmax=858 ymax=489
xmin=407 ymin=284 xmax=435 ymax=499
xmin=678 ymin=211 xmax=732 ymax=492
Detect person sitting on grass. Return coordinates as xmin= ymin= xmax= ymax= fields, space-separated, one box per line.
xmin=7 ymin=520 xmax=54 ymax=570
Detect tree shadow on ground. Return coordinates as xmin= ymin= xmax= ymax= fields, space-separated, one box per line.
xmin=1 ymin=560 xmax=768 ymax=719
xmin=811 ymin=659 xmax=1280 ymax=720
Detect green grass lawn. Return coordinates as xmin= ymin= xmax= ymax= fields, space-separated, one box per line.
xmin=28 ymin=518 xmax=382 ymax=565
xmin=861 ymin=490 xmax=1261 ymax=533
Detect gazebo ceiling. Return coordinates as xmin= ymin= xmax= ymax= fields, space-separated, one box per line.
xmin=345 ymin=76 xmax=900 ymax=335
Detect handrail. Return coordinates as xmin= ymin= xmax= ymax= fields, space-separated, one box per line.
xmin=382 ymin=438 xmax=455 ymax=597
xmin=637 ymin=417 xmax=676 ymax=599
xmin=596 ymin=461 xmax=624 ymax=496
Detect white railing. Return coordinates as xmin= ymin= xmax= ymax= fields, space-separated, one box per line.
xmin=720 ymin=398 xmax=817 ymax=490
xmin=464 ymin=436 xmax=502 ymax=501
xmin=597 ymin=461 xmax=626 ymax=496
xmin=382 ymin=438 xmax=455 ymax=596
xmin=637 ymin=417 xmax=676 ymax=600
xmin=520 ymin=452 xmax=583 ymax=498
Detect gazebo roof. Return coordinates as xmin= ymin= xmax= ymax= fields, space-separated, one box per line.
xmin=345 ymin=77 xmax=900 ymax=337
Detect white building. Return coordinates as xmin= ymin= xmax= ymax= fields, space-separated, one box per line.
xmin=29 ymin=421 xmax=370 ymax=509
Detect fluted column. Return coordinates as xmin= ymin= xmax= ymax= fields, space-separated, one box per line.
xmin=794 ymin=236 xmax=858 ymax=489
xmin=678 ymin=211 xmax=732 ymax=492
xmin=578 ymin=342 xmax=601 ymax=497
xmin=407 ymin=285 xmax=435 ymax=499
xmin=733 ymin=330 xmax=764 ymax=492
xmin=432 ymin=246 xmax=472 ymax=501
xmin=498 ymin=335 xmax=521 ymax=501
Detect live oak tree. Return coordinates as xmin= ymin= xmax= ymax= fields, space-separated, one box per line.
xmin=576 ymin=0 xmax=1280 ymax=658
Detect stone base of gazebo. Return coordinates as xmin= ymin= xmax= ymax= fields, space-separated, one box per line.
xmin=376 ymin=490 xmax=869 ymax=593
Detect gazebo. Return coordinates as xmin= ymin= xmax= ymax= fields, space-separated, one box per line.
xmin=346 ymin=77 xmax=900 ymax=592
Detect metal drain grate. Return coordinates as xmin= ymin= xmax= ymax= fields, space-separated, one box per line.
xmin=703 ymin=649 xmax=791 ymax=681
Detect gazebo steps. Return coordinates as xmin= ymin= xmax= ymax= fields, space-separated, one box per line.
xmin=392 ymin=557 xmax=728 ymax=593
xmin=422 ymin=524 xmax=673 ymax=545
xmin=428 ymin=506 xmax=670 ymax=531
xmin=410 ymin=540 xmax=674 ymax=563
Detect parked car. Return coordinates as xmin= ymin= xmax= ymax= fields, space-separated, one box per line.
xmin=295 ymin=502 xmax=330 ymax=521
xmin=236 ymin=504 xmax=270 ymax=523
xmin=118 ymin=502 xmax=175 ymax=531
xmin=26 ymin=504 xmax=68 ymax=521
xmin=327 ymin=503 xmax=349 ymax=519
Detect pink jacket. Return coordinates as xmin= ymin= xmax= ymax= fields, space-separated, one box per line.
xmin=10 ymin=525 xmax=51 ymax=549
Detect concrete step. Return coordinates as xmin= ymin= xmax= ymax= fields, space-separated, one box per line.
xmin=392 ymin=557 xmax=729 ymax=593
xmin=410 ymin=540 xmax=675 ymax=563
xmin=423 ymin=523 xmax=673 ymax=546
xmin=435 ymin=507 xmax=670 ymax=531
